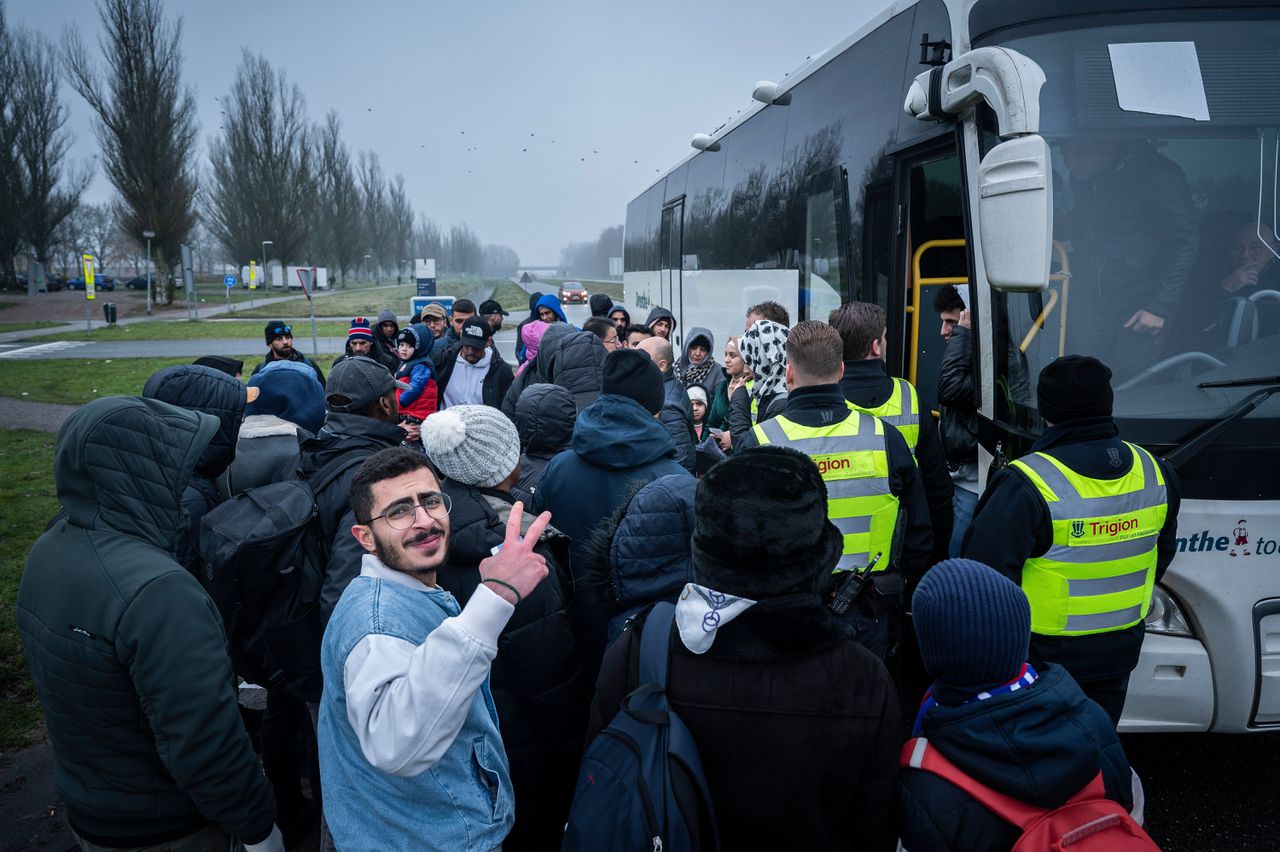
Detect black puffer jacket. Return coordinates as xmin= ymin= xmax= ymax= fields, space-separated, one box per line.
xmin=435 ymin=341 xmax=515 ymax=409
xmin=141 ymin=364 xmax=248 ymax=575
xmin=514 ymin=383 xmax=577 ymax=496
xmin=501 ymin=323 xmax=576 ymax=417
xmin=900 ymin=664 xmax=1135 ymax=852
xmin=437 ymin=482 xmax=587 ymax=852
xmin=581 ymin=473 xmax=697 ymax=644
xmin=17 ymin=397 xmax=276 ymax=847
xmin=659 ymin=368 xmax=697 ymax=473
xmin=589 ymin=597 xmax=902 ymax=852
xmin=298 ymin=411 xmax=410 ymax=620
xmin=548 ymin=329 xmax=605 ymax=410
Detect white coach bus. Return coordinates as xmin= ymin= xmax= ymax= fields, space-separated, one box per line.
xmin=622 ymin=0 xmax=1280 ymax=732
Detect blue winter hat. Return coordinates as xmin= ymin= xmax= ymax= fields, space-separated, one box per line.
xmin=247 ymin=360 xmax=326 ymax=435
xmin=912 ymin=558 xmax=1031 ymax=700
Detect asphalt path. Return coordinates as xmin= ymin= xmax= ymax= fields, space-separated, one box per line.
xmin=0 ymin=303 xmax=595 ymax=364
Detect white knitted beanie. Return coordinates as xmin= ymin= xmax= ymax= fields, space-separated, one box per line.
xmin=421 ymin=406 xmax=520 ymax=488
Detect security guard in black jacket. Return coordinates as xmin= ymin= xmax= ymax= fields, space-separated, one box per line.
xmin=963 ymin=355 xmax=1180 ymax=726
xmin=735 ymin=321 xmax=934 ymax=658
xmin=830 ymin=302 xmax=954 ymax=565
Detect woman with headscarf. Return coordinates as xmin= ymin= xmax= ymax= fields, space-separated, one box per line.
xmin=675 ymin=326 xmax=723 ymax=399
xmin=727 ymin=319 xmax=789 ymax=453
xmin=706 ymin=335 xmax=749 ymax=432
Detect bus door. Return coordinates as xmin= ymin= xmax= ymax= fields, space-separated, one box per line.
xmin=890 ymin=143 xmax=969 ymax=417
xmin=659 ymin=198 xmax=684 ymax=349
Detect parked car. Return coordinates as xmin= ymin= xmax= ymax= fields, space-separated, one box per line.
xmin=45 ymin=274 xmax=65 ymax=292
xmin=66 ymin=276 xmax=112 ymax=291
xmin=558 ymin=281 xmax=589 ymax=304
xmin=124 ymin=276 xmax=150 ymax=290
xmin=67 ymin=274 xmax=116 ymax=291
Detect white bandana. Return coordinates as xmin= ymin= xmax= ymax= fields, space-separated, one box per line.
xmin=675 ymin=583 xmax=758 ymax=654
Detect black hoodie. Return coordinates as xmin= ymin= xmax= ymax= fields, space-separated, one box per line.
xmin=514 ymin=383 xmax=577 ymax=495
xmin=141 ymin=364 xmax=248 ymax=575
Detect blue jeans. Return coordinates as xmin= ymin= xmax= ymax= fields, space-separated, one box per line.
xmin=950 ymin=484 xmax=979 ymax=557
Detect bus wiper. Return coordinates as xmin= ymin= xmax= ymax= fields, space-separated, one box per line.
xmin=1164 ymin=379 xmax=1280 ymax=469
xmin=1198 ymin=375 xmax=1280 ymax=389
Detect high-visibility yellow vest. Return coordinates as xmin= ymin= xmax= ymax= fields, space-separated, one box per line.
xmin=850 ymin=378 xmax=920 ymax=453
xmin=753 ymin=410 xmax=898 ymax=573
xmin=745 ymin=378 xmax=759 ymax=419
xmin=1009 ymin=443 xmax=1168 ymax=637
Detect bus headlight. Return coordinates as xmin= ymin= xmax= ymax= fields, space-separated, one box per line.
xmin=1146 ymin=585 xmax=1194 ymax=638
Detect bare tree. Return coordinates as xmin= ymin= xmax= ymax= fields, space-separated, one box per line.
xmin=14 ymin=27 xmax=89 ymax=267
xmin=357 ymin=150 xmax=390 ymax=278
xmin=64 ymin=0 xmax=198 ymax=304
xmin=415 ymin=214 xmax=443 ymax=263
xmin=387 ymin=174 xmax=414 ymax=282
xmin=205 ymin=51 xmax=316 ymax=276
xmin=0 ymin=3 xmax=23 ymax=283
xmin=317 ymin=111 xmax=361 ymax=286
xmin=482 ymin=243 xmax=520 ymax=278
xmin=447 ymin=222 xmax=482 ymax=275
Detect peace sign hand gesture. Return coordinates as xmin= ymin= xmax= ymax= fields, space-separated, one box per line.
xmin=479 ymin=502 xmax=551 ymax=606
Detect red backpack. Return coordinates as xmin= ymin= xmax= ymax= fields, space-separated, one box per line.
xmin=901 ymin=738 xmax=1160 ymax=851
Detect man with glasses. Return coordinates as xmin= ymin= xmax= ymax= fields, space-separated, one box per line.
xmin=253 ymin=319 xmax=327 ymax=387
xmin=317 ymin=445 xmax=551 ymax=850
xmin=582 ymin=316 xmax=620 ymax=350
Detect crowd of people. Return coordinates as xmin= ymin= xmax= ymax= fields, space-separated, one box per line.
xmin=16 ymin=289 xmax=1176 ymax=851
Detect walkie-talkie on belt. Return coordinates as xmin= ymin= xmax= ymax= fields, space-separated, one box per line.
xmin=828 ymin=551 xmax=882 ymax=615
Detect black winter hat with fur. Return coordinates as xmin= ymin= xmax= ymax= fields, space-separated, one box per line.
xmin=692 ymin=445 xmax=842 ymax=599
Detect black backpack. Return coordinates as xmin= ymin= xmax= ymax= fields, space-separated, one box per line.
xmin=198 ymin=452 xmax=365 ymax=700
xmin=562 ymin=602 xmax=720 ymax=852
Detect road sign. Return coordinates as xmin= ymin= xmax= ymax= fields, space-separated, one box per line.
xmin=82 ymin=254 xmax=96 ymax=301
xmin=249 ymin=260 xmax=257 ymax=289
xmin=224 ymin=275 xmax=237 ymax=288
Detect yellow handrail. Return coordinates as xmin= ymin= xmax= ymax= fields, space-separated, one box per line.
xmin=1020 ymin=288 xmax=1060 ymax=352
xmin=909 ymin=239 xmax=967 ymax=385
xmin=908 ymin=238 xmax=1071 ymax=383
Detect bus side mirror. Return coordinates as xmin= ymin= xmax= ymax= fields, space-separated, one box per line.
xmin=979 ymin=134 xmax=1052 ymax=292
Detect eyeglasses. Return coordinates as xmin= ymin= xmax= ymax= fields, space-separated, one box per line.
xmin=362 ymin=492 xmax=452 ymax=528
xmin=604 ymin=336 xmax=621 ymax=348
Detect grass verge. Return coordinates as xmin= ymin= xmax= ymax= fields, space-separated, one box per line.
xmin=0 ymin=356 xmax=254 ymax=405
xmin=25 ymin=319 xmax=352 ymax=343
xmin=227 ymin=277 xmax=508 ymax=318
xmin=0 ymin=322 xmax=65 ymax=333
xmin=0 ymin=429 xmax=59 ymax=750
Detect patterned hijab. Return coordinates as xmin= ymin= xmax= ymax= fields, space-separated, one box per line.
xmin=739 ymin=320 xmax=789 ymax=400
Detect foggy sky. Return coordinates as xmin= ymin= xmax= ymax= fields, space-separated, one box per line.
xmin=9 ymin=0 xmax=885 ymax=265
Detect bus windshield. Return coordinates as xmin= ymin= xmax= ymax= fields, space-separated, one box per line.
xmin=980 ymin=17 xmax=1280 ymax=436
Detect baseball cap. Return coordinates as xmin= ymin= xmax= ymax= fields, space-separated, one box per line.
xmin=479 ymin=299 xmax=509 ymax=316
xmin=420 ymin=303 xmax=448 ymax=320
xmin=325 ymin=356 xmax=409 ymax=413
xmin=459 ymin=318 xmax=492 ymax=349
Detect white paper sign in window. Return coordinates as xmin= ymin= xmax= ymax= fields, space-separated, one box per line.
xmin=1108 ymin=42 xmax=1210 ymax=122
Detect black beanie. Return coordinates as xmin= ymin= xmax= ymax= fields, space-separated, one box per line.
xmin=1037 ymin=355 xmax=1113 ymax=424
xmin=264 ymin=320 xmax=290 ymax=345
xmin=602 ymin=349 xmax=664 ymax=415
xmin=692 ymin=446 xmax=842 ymax=599
xmin=912 ymin=558 xmax=1030 ymax=703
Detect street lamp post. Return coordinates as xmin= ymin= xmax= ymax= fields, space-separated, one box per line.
xmin=363 ymin=254 xmax=372 ymax=285
xmin=143 ymin=230 xmax=156 ymax=315
xmin=258 ymin=240 xmax=273 ymax=309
